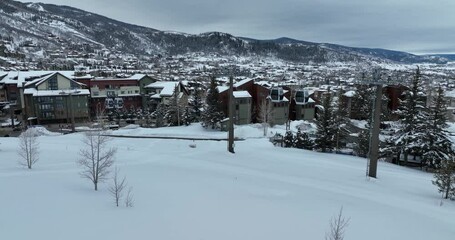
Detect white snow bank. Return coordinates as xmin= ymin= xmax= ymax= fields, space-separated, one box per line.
xmin=0 ymin=125 xmax=453 ymax=240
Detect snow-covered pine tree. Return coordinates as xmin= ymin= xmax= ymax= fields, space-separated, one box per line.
xmin=315 ymin=91 xmax=336 ymax=152
xmin=190 ymin=88 xmax=204 ymax=122
xmin=182 ymin=106 xmax=192 ymax=126
xmin=152 ymin=103 xmax=166 ymax=127
xmin=354 ymin=129 xmax=370 ymax=158
xmin=432 ymin=159 xmax=455 ymax=199
xmin=334 ymin=89 xmax=349 ymax=152
xmin=284 ymin=130 xmax=294 ymax=148
xmin=351 ymin=80 xmax=374 ymax=120
xmin=294 ymin=128 xmax=314 ymax=150
xmin=387 ymin=67 xmax=428 ymax=165
xmin=422 ymin=86 xmax=454 ymax=169
xmin=202 ymin=77 xmax=224 ymax=129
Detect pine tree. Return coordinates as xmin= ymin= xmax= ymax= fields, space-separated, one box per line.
xmin=432 ymin=159 xmax=455 ymax=199
xmin=315 ymin=91 xmax=336 ymax=152
xmin=284 ymin=130 xmax=294 ymax=148
xmin=152 ymin=103 xmax=166 ymax=127
xmin=422 ymin=86 xmax=454 ymax=169
xmin=190 ymin=88 xmax=204 ymax=122
xmin=182 ymin=107 xmax=192 ymax=126
xmin=354 ymin=129 xmax=370 ymax=158
xmin=334 ymin=89 xmax=349 ymax=152
xmin=294 ymin=128 xmax=314 ymax=150
xmin=351 ymin=83 xmax=374 ymax=120
xmin=202 ymin=77 xmax=224 ymax=129
xmin=387 ymin=68 xmax=428 ymax=165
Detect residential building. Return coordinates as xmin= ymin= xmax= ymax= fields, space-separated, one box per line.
xmin=268 ymin=87 xmax=289 ymax=125
xmin=22 ymin=72 xmax=90 ymax=125
xmin=291 ymin=88 xmax=316 ymax=120
xmin=75 ymin=74 xmax=155 ymax=115
xmin=145 ymin=81 xmax=189 ymax=111
xmin=233 ymin=91 xmax=252 ymax=125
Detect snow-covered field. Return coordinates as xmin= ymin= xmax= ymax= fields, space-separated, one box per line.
xmin=0 ymin=124 xmax=454 ymax=240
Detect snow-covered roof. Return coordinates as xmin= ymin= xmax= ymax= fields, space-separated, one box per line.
xmin=344 ymin=90 xmax=356 ymax=97
xmin=23 ymin=89 xmax=90 ymax=97
xmin=23 ymin=72 xmax=85 ymax=88
xmin=234 ymin=78 xmax=253 ymax=88
xmin=445 ymin=90 xmax=455 ymax=98
xmin=233 ymin=91 xmax=251 ymax=98
xmin=145 ymin=81 xmax=179 ymax=97
xmin=217 ymin=86 xmax=229 ymax=93
xmin=0 ymin=71 xmax=75 ymax=87
xmin=24 ymin=73 xmax=54 ymax=87
xmin=125 ymin=74 xmax=146 ymax=80
xmin=295 ymin=97 xmax=316 ymax=105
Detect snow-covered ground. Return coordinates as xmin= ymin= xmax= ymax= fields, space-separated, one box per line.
xmin=0 ymin=124 xmax=454 ymax=240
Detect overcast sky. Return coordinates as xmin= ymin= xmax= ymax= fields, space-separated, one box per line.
xmin=24 ymin=0 xmax=455 ymax=54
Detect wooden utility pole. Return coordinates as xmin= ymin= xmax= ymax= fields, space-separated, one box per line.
xmin=228 ymin=76 xmax=235 ymax=153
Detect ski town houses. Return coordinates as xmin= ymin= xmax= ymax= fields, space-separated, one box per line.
xmin=1 ymin=69 xmax=455 ymax=129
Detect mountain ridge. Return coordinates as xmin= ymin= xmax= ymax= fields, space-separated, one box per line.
xmin=0 ymin=0 xmax=449 ymax=65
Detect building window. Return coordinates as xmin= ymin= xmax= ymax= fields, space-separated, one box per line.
xmin=56 ymin=103 xmax=64 ymax=110
xmin=48 ymin=75 xmax=58 ymax=90
xmin=40 ymin=104 xmax=53 ymax=110
xmin=41 ymin=112 xmax=54 ymax=119
xmin=38 ymin=97 xmax=52 ymax=103
xmin=107 ymin=91 xmax=116 ymax=97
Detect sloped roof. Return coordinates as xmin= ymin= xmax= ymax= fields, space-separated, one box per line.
xmin=234 ymin=78 xmax=253 ymax=88
xmin=217 ymin=86 xmax=229 ymax=93
xmin=146 ymin=81 xmax=179 ymax=97
xmin=125 ymin=74 xmax=146 ymax=80
xmin=233 ymin=91 xmax=252 ymax=98
xmin=0 ymin=71 xmax=75 ymax=87
xmin=24 ymin=72 xmax=85 ymax=88
xmin=24 ymin=89 xmax=90 ymax=97
xmin=344 ymin=90 xmax=356 ymax=97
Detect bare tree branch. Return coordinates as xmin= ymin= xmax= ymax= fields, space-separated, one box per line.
xmin=78 ymin=130 xmax=116 ymax=191
xmin=18 ymin=128 xmax=39 ymax=169
xmin=258 ymin=100 xmax=274 ymax=137
xmin=125 ymin=186 xmax=134 ymax=208
xmin=325 ymin=207 xmax=350 ymax=240
xmin=108 ymin=167 xmax=127 ymax=207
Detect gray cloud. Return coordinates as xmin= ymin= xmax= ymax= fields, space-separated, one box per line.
xmin=23 ymin=0 xmax=455 ymax=54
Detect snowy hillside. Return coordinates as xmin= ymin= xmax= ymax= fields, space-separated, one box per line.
xmin=0 ymin=124 xmax=454 ymax=240
xmin=0 ymin=0 xmax=448 ymax=65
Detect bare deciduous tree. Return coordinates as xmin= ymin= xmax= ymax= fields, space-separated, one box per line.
xmin=78 ymin=130 xmax=116 ymax=191
xmin=258 ymin=100 xmax=273 ymax=137
xmin=18 ymin=128 xmax=39 ymax=169
xmin=325 ymin=207 xmax=350 ymax=240
xmin=125 ymin=186 xmax=134 ymax=207
xmin=108 ymin=167 xmax=126 ymax=207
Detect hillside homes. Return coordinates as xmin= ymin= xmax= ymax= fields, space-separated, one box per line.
xmin=218 ymin=78 xmax=316 ymax=126
xmin=0 ymin=71 xmax=161 ymax=126
xmin=144 ymin=81 xmax=189 ymax=111
xmin=77 ymin=74 xmax=156 ymax=115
